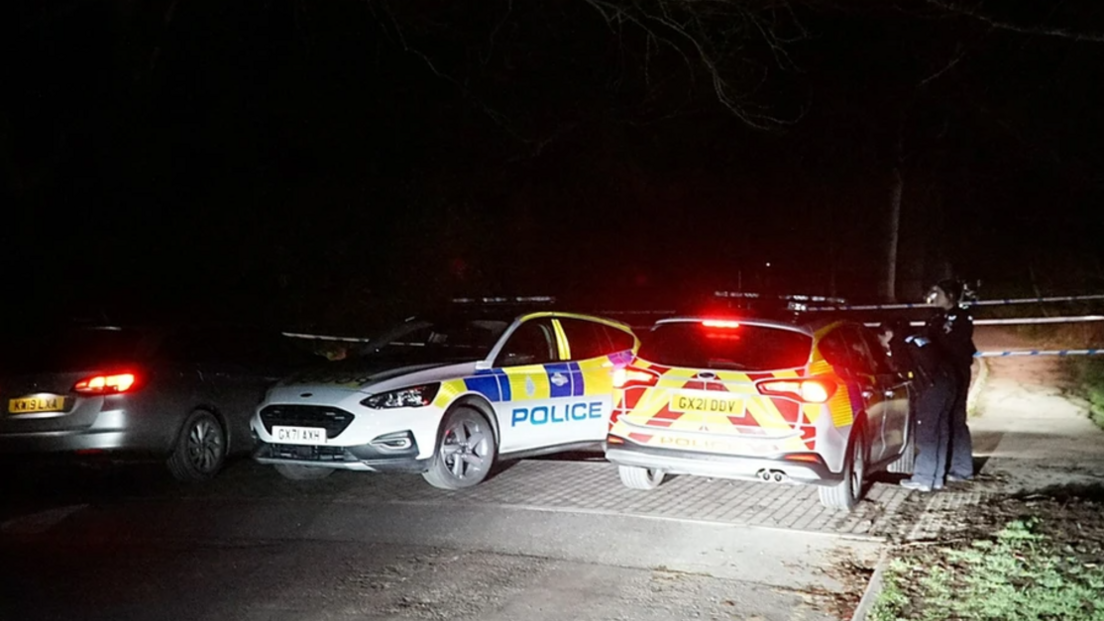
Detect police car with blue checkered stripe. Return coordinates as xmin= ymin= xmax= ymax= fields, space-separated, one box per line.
xmin=250 ymin=299 xmax=638 ymax=488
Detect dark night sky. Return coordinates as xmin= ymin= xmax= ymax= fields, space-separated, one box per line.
xmin=4 ymin=0 xmax=1104 ymax=331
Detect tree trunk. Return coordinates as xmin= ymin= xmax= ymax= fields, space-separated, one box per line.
xmin=886 ymin=164 xmax=903 ymax=302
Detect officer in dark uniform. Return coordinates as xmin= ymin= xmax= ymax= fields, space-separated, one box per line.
xmin=878 ymin=318 xmax=958 ymax=492
xmin=925 ymin=279 xmax=977 ymax=482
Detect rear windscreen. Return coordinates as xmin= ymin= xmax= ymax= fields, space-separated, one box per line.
xmin=0 ymin=327 xmax=149 ymax=375
xmin=638 ymin=322 xmax=812 ymax=371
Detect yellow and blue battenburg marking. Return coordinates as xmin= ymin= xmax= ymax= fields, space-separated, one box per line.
xmin=460 ymin=361 xmax=591 ymax=401
xmin=432 ymin=349 xmax=632 ymax=410
xmin=461 ymin=369 xmax=512 ymax=402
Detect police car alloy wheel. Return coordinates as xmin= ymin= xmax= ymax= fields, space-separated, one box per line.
xmin=274 ymin=463 xmax=335 ymax=481
xmin=422 ymin=406 xmax=497 ymax=490
xmin=618 ymin=465 xmax=665 ymax=490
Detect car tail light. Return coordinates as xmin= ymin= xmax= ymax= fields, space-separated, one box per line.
xmin=612 ymin=366 xmax=659 ymax=389
xmin=73 ymin=372 xmax=139 ymax=395
xmin=784 ymin=453 xmax=824 ymax=464
xmin=757 ymin=378 xmax=836 ymax=403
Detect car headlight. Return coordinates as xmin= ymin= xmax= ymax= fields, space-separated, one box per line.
xmin=361 ymin=384 xmax=440 ymax=409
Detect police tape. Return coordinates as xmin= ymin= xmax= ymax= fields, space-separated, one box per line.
xmin=808 ymin=293 xmax=1104 ymax=311
xmin=975 ymin=349 xmax=1104 ymax=358
xmin=287 ymin=313 xmax=1104 ymax=343
xmin=283 ymin=332 xmax=372 ymax=343
xmin=862 ymin=315 xmax=1104 ymax=327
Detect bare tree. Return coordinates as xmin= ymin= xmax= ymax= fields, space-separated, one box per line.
xmin=577 ymin=0 xmax=805 ymax=128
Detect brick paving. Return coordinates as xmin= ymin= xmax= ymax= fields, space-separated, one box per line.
xmin=199 ymin=458 xmax=915 ymax=539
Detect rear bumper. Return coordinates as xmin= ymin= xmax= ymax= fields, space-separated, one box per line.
xmin=606 ymin=443 xmax=842 ymax=486
xmin=0 ymin=429 xmax=159 ymax=454
xmin=252 ymin=439 xmax=429 ymax=474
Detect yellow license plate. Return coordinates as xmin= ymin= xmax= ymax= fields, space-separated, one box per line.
xmin=8 ymin=395 xmax=67 ymax=414
xmin=669 ymin=393 xmax=745 ymax=416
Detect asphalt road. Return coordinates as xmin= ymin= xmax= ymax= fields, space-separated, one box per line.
xmin=0 ymin=457 xmax=882 ymax=621
xmin=4 ymin=323 xmax=1081 ymax=621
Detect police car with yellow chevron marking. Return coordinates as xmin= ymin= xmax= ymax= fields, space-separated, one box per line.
xmin=605 ymin=316 xmax=914 ymax=509
xmin=251 ymin=303 xmax=638 ymax=489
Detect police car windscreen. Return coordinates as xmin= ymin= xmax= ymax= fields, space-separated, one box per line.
xmin=638 ymin=322 xmax=812 ymax=371
xmin=362 ymin=318 xmax=510 ymax=363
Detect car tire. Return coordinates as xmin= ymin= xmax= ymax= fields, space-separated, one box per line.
xmin=886 ymin=433 xmax=915 ymax=475
xmin=818 ymin=423 xmax=867 ymax=510
xmin=422 ymin=406 xmax=496 ymax=490
xmin=618 ymin=465 xmax=665 ymax=490
xmin=167 ymin=409 xmax=227 ymax=483
xmin=274 ymin=463 xmax=335 ymax=481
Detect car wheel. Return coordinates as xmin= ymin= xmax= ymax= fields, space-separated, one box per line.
xmin=618 ymin=465 xmax=665 ymax=490
xmin=422 ymin=406 xmax=496 ymax=490
xmin=274 ymin=463 xmax=335 ymax=481
xmin=886 ymin=433 xmax=916 ymax=475
xmin=167 ymin=410 xmax=227 ymax=483
xmin=818 ymin=423 xmax=867 ymax=510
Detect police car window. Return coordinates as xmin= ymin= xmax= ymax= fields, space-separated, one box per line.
xmin=845 ymin=327 xmax=878 ymax=375
xmin=638 ymin=322 xmax=811 ymax=371
xmin=365 ymin=318 xmax=508 ymax=363
xmin=817 ymin=330 xmax=857 ymax=371
xmin=820 ymin=327 xmax=875 ymax=375
xmin=858 ymin=328 xmax=893 ymax=374
xmin=557 ymin=318 xmax=612 ymax=360
xmin=601 ymin=324 xmax=636 ymax=352
xmin=496 ymin=319 xmax=557 ymax=367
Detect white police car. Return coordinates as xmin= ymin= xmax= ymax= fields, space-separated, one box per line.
xmin=251 ymin=305 xmax=638 ymax=488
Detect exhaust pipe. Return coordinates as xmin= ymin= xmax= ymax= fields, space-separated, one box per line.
xmin=756 ymin=469 xmax=790 ymax=483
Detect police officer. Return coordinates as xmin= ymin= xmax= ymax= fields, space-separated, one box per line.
xmin=925 ymin=279 xmax=977 ymax=482
xmin=878 ymin=319 xmax=958 ymax=492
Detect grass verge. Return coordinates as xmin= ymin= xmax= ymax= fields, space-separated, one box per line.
xmin=869 ymin=490 xmax=1104 ymax=621
xmin=1061 ymin=357 xmax=1104 ymax=430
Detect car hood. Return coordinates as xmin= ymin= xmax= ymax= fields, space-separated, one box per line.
xmin=279 ymin=358 xmax=477 ymax=391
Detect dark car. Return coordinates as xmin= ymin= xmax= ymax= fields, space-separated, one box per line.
xmin=0 ymin=323 xmax=322 ymax=481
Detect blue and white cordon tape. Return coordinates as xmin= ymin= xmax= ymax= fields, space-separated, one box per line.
xmin=975 ymin=348 xmax=1104 ymax=358
xmin=809 ymin=293 xmax=1104 ymax=311
xmin=282 ymin=332 xmax=372 ymax=343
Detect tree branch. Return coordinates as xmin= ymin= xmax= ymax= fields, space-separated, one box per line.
xmin=925 ymin=0 xmax=1104 ymax=42
xmin=580 ymin=0 xmax=802 ymax=128
xmin=917 ymin=43 xmax=967 ymax=87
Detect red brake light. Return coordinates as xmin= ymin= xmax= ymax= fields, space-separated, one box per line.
xmin=613 ymin=366 xmax=659 ymax=389
xmin=784 ymin=453 xmax=824 ymax=464
xmin=701 ymin=320 xmax=740 ymax=328
xmin=74 ymin=372 xmax=138 ymax=394
xmin=757 ymin=378 xmax=835 ymax=403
